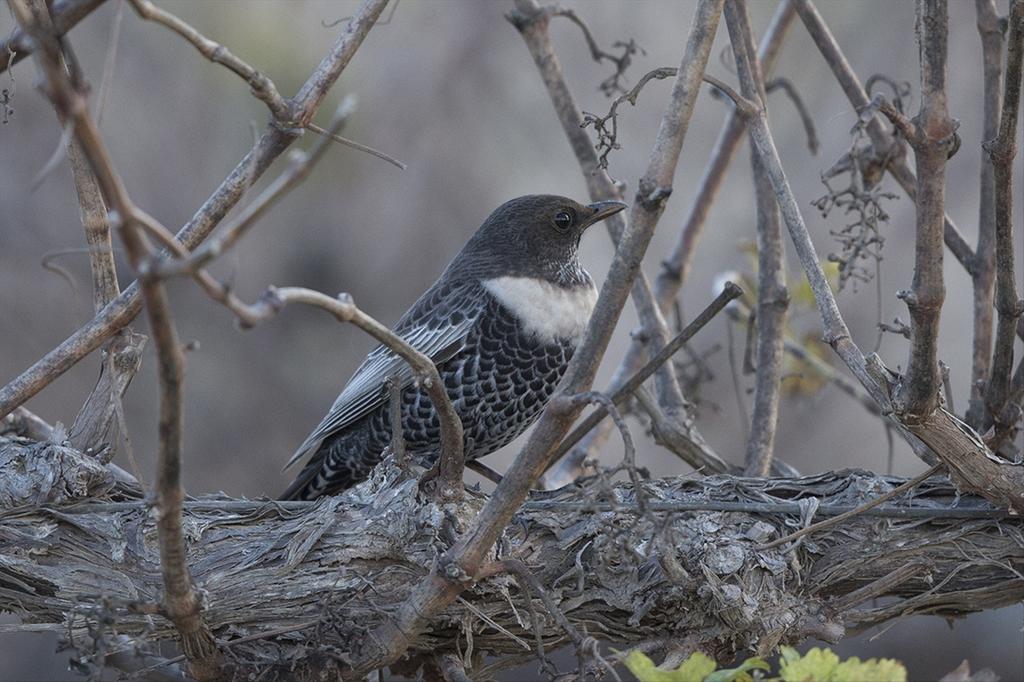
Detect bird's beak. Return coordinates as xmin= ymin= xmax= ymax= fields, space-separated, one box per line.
xmin=584 ymin=200 xmax=628 ymax=228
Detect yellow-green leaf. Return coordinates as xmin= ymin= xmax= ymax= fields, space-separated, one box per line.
xmin=832 ymin=657 xmax=907 ymax=682
xmin=623 ymin=651 xmax=718 ymax=682
xmin=779 ymin=647 xmax=841 ymax=681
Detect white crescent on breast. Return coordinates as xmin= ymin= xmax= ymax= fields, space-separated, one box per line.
xmin=482 ymin=275 xmax=597 ymax=344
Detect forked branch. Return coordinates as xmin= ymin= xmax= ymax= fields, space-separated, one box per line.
xmin=0 ymin=0 xmax=391 ymax=421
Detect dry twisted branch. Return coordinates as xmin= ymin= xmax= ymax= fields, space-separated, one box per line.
xmin=1 ymin=437 xmax=1021 ymax=679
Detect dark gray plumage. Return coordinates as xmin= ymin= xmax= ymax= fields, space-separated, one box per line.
xmin=280 ymin=195 xmax=626 ymax=500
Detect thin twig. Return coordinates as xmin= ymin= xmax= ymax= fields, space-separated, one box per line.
xmin=214 ymin=286 xmax=465 ymax=500
xmin=306 ymin=121 xmax=406 ymax=169
xmin=0 ymin=0 xmax=105 ymax=72
xmin=765 ymin=77 xmax=818 ymax=154
xmin=549 ymin=284 xmax=741 ymax=471
xmin=759 ymin=463 xmax=944 ymax=549
xmin=151 ymin=97 xmax=358 ymax=278
xmin=476 ymin=560 xmax=588 ymax=669
xmin=547 ymin=6 xmax=642 ymax=96
xmin=127 ymin=0 xmax=290 ymax=120
xmin=581 ymin=66 xmax=677 ymax=169
xmin=465 ymin=460 xmax=503 ymax=485
xmin=727 ymin=302 xmax=881 ymax=418
xmin=570 ymin=391 xmax=644 ymax=514
xmin=94 ymin=0 xmax=123 ymax=125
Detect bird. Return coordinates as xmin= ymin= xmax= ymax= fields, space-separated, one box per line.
xmin=280 ymin=194 xmax=627 ymax=501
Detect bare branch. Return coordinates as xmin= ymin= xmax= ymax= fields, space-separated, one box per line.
xmin=305 ymin=121 xmax=407 ymax=169
xmin=547 ymin=6 xmax=642 ymax=97
xmin=717 ymin=4 xmax=879 ymax=403
xmin=729 ymin=301 xmax=881 ymax=419
xmin=765 ymin=76 xmax=819 ymax=154
xmin=151 ymin=97 xmax=358 ymax=279
xmin=715 ymin=0 xmax=1024 ymax=511
xmin=548 ymin=1 xmax=797 ymax=489
xmin=581 ymin=66 xmax=677 ymax=169
xmin=65 ymin=139 xmax=119 ymax=311
xmin=887 ymin=0 xmax=955 ymax=418
xmin=655 ymin=1 xmax=795 ymax=298
xmin=0 ymin=0 xmax=105 ymax=72
xmin=724 ymin=0 xmax=789 ymax=478
xmin=9 ymin=0 xmax=230 ymax=674
xmin=54 ymin=38 xmax=145 ymax=458
xmin=984 ymin=0 xmax=1024 ymax=433
xmin=965 ymin=0 xmax=1004 ymax=428
xmin=68 ymin=331 xmax=146 ymax=453
xmin=0 ymin=0 xmax=392 ymax=421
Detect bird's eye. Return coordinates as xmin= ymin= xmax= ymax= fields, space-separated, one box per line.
xmin=553 ymin=210 xmax=573 ymax=231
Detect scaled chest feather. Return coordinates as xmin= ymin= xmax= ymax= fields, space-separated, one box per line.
xmin=482 ymin=275 xmax=597 ymax=344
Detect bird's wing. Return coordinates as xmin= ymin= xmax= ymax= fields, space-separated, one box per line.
xmin=284 ymin=279 xmax=485 ymax=471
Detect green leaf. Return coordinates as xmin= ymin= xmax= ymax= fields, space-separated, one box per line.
xmin=623 ymin=651 xmax=718 ymax=682
xmin=777 ymin=647 xmax=906 ymax=682
xmin=779 ymin=647 xmax=841 ymax=682
xmin=832 ymin=657 xmax=907 ymax=682
xmin=704 ymin=656 xmax=770 ymax=682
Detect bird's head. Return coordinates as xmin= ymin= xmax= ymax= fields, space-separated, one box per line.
xmin=460 ymin=194 xmax=627 ymax=285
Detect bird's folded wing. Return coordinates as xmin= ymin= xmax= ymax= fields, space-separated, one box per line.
xmin=284 ymin=280 xmax=485 ymax=471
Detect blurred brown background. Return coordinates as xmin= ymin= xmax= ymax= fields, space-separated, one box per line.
xmin=1 ymin=0 xmax=1022 ymax=679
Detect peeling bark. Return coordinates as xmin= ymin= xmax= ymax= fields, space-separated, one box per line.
xmin=1 ymin=438 xmax=1021 ymax=678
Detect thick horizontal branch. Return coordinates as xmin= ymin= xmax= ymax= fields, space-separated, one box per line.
xmin=2 ymin=438 xmax=1022 ymax=678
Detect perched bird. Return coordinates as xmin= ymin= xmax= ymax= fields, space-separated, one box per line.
xmin=280 ymin=195 xmax=626 ymax=500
